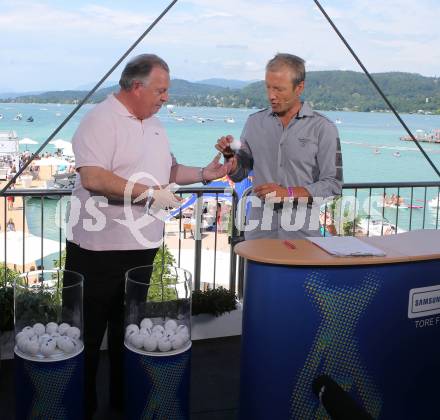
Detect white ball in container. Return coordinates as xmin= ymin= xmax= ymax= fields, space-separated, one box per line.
xmin=164 ymin=330 xmax=175 ymax=340
xmin=66 ymin=326 xmax=81 ymax=340
xmin=152 ymin=325 xmax=165 ymax=334
xmin=46 ymin=322 xmax=58 ymax=335
xmin=16 ymin=332 xmax=26 ymax=342
xmin=57 ymin=336 xmax=76 ymax=354
xmin=27 ymin=339 xmax=40 ymax=356
xmin=125 ymin=324 xmax=139 ymax=340
xmin=140 ymin=318 xmax=153 ymax=330
xmin=164 ymin=319 xmax=178 ymax=332
xmin=51 ymin=332 xmax=61 ymax=340
xmin=17 ymin=337 xmax=30 ymax=353
xmin=143 ymin=336 xmax=158 ymax=352
xmin=22 ymin=326 xmax=35 ymax=338
xmin=139 ymin=327 xmax=151 ymax=337
xmin=40 ymin=338 xmax=56 ymax=357
xmin=58 ymin=323 xmax=70 ymax=335
xmin=158 ymin=338 xmax=172 ymax=352
xmin=176 ymin=325 xmax=190 ymax=341
xmin=32 ymin=323 xmax=45 ymax=336
xmin=38 ymin=334 xmax=51 ymax=345
xmin=171 ymin=335 xmax=184 ymax=350
xmin=130 ymin=333 xmax=144 ymax=349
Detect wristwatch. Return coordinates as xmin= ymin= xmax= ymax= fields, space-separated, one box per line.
xmin=199 ymin=167 xmax=209 ymax=185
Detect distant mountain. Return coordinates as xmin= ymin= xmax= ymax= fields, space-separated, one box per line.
xmin=74 ymin=80 xmax=119 ymax=90
xmin=2 ymin=71 xmax=440 ymax=114
xmin=0 ymin=91 xmax=45 ymax=99
xmin=196 ymin=78 xmax=254 ymax=89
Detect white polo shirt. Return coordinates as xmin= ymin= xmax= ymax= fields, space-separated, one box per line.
xmin=69 ymin=94 xmax=172 ymax=250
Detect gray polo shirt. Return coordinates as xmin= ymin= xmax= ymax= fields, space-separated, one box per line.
xmin=230 ymin=102 xmax=343 ymax=240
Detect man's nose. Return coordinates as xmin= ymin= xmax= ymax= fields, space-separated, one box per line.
xmin=161 ymin=91 xmax=169 ymax=102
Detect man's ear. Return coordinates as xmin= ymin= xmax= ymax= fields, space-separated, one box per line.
xmin=294 ymin=81 xmax=305 ymax=96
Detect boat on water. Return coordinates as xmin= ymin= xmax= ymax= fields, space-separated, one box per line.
xmin=13 ymin=113 xmax=23 ymax=121
xmin=0 ymin=114 xmax=3 ymax=120
xmin=334 ymin=118 xmax=342 ymax=124
xmin=400 ymin=129 xmax=440 ymax=143
xmin=373 ymin=148 xmax=380 ymax=155
xmin=26 ymin=116 xmax=34 ymax=122
xmin=225 ymin=117 xmax=235 ymax=123
xmin=174 ymin=116 xmax=184 ymax=122
xmin=393 ymin=151 xmax=401 ymax=157
xmin=428 ymin=194 xmax=440 ymax=208
xmin=358 ymin=215 xmax=405 ymax=237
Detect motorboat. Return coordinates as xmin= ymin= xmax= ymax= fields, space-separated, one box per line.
xmin=335 ymin=118 xmax=342 ymax=124
xmin=393 ymin=151 xmax=401 ymax=157
xmin=358 ymin=215 xmax=405 ymax=236
xmin=13 ymin=113 xmax=23 ymax=121
xmin=428 ymin=194 xmax=440 ymax=208
xmin=373 ymin=148 xmax=380 ymax=155
xmin=26 ymin=116 xmax=34 ymax=122
xmin=224 ymin=117 xmax=235 ymax=123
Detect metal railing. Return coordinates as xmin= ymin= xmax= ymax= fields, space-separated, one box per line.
xmin=0 ymin=181 xmax=439 ymax=298
xmin=0 ymin=187 xmax=239 ymax=293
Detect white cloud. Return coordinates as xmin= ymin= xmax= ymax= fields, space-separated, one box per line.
xmin=1 ymin=0 xmax=439 ymax=90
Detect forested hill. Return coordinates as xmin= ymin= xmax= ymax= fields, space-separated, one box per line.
xmin=3 ymin=71 xmax=440 ymax=113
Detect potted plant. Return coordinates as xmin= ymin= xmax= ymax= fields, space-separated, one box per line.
xmin=0 ymin=264 xmax=21 ymax=360
xmin=191 ymin=287 xmax=242 ymax=340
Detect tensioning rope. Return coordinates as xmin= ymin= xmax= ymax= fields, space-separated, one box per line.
xmin=313 ymin=0 xmax=440 ymax=178
xmin=0 ymin=0 xmax=179 ymax=194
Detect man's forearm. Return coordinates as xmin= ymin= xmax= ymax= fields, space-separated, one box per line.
xmin=78 ymin=167 xmax=150 ymax=203
xmin=170 ymin=164 xmax=202 ymax=185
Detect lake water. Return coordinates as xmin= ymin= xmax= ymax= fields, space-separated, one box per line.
xmin=2 ymin=102 xmax=440 ymax=183
xmin=1 ymin=102 xmax=439 ymax=254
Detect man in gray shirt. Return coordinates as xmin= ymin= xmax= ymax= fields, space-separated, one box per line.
xmin=216 ymin=53 xmax=343 ymax=239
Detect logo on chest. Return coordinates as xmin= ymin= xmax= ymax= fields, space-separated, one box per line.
xmin=298 ymin=137 xmax=311 ymax=147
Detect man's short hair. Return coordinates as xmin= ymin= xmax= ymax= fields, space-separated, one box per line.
xmin=119 ymin=54 xmax=169 ymax=90
xmin=266 ymin=53 xmax=306 ymax=86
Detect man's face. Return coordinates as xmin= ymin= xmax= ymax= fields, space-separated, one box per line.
xmin=265 ymin=66 xmax=304 ymax=116
xmin=133 ymin=66 xmax=170 ymax=119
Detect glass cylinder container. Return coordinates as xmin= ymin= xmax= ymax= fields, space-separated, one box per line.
xmin=125 ymin=265 xmax=192 ymax=355
xmin=14 ymin=269 xmax=84 ymax=361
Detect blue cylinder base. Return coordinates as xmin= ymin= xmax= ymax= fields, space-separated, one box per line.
xmin=240 ymin=259 xmax=440 ymax=420
xmin=124 ymin=345 xmax=191 ymax=420
xmin=15 ymin=351 xmax=84 ymax=420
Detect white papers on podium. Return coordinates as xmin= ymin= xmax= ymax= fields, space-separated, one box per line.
xmin=307 ymin=236 xmax=386 ymax=257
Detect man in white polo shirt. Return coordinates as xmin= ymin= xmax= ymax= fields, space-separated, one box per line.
xmin=65 ymin=54 xmax=227 ymax=418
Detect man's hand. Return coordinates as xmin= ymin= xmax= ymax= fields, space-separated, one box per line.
xmin=215 ymin=135 xmax=238 ymax=173
xmin=254 ymin=184 xmax=311 ymax=202
xmin=254 ymin=183 xmax=288 ymax=202
xmin=202 ymin=153 xmax=228 ymax=181
xmin=215 ymin=134 xmax=234 ymax=158
xmin=134 ymin=184 xmax=182 ymax=210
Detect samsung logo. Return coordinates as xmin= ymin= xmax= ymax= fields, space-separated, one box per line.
xmin=414 ymin=295 xmax=440 ymax=307
xmin=408 ymin=286 xmax=440 ymax=319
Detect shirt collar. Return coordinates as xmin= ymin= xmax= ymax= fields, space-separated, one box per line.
xmin=269 ymin=101 xmax=314 ymax=119
xmin=108 ymin=93 xmax=136 ymax=118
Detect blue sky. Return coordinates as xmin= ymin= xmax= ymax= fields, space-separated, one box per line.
xmin=1 ymin=0 xmax=439 ymax=91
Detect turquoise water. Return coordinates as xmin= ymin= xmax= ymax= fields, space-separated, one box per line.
xmin=2 ymin=102 xmax=440 ymax=182
xmin=1 ymin=102 xmax=439 ymax=251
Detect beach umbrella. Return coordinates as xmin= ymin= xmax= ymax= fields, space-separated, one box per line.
xmin=49 ymin=139 xmax=71 ymax=149
xmin=33 ymin=157 xmax=71 ymax=167
xmin=0 ymin=230 xmax=65 ymax=266
xmin=19 ymin=137 xmax=38 ymax=151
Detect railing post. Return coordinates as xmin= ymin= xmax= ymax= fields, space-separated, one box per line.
xmin=193 ymin=192 xmax=203 ymax=291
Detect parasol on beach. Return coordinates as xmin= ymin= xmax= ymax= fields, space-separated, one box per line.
xmin=19 ymin=137 xmax=38 ymax=151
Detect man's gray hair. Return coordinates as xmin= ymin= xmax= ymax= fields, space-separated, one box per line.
xmin=266 ymin=53 xmax=306 ymax=86
xmin=119 ymin=54 xmax=169 ymax=90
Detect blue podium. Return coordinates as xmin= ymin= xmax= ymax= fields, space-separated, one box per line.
xmin=15 ymin=350 xmax=84 ymax=420
xmin=235 ymin=231 xmax=440 ymax=420
xmin=124 ymin=343 xmax=191 ymax=420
